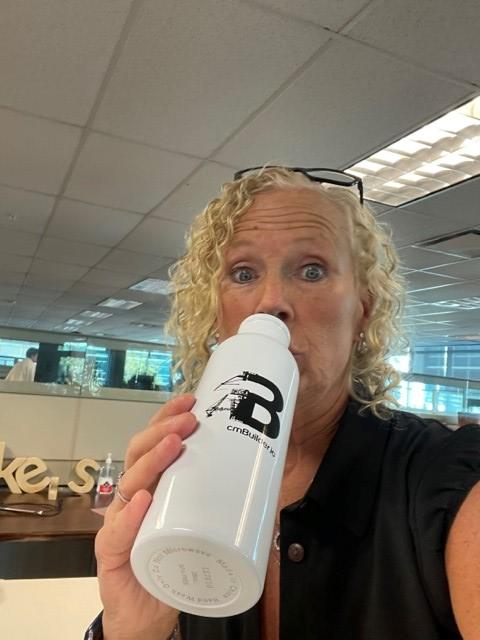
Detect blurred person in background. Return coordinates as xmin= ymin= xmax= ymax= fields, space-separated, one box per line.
xmin=5 ymin=347 xmax=38 ymax=382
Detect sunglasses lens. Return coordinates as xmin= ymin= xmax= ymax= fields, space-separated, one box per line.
xmin=234 ymin=167 xmax=362 ymax=202
xmin=305 ymin=169 xmax=355 ymax=185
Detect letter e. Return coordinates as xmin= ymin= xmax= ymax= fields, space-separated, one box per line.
xmin=16 ymin=457 xmax=50 ymax=493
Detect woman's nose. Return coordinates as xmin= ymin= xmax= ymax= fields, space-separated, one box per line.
xmin=253 ymin=276 xmax=294 ymax=322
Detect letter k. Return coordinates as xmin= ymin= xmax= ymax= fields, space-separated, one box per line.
xmin=0 ymin=441 xmax=24 ymax=493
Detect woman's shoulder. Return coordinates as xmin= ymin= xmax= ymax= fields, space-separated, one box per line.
xmin=394 ymin=407 xmax=479 ymax=444
xmin=384 ymin=408 xmax=480 ymax=496
xmin=352 ymin=402 xmax=480 ymax=481
xmin=377 ymin=405 xmax=480 ymax=452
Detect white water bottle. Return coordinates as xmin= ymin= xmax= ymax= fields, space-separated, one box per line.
xmin=131 ymin=314 xmax=299 ymax=617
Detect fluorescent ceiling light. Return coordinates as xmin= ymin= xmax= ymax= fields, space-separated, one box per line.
xmin=129 ymin=278 xmax=172 ymax=295
xmin=79 ymin=310 xmax=113 ymax=319
xmin=65 ymin=318 xmax=92 ymax=326
xmin=98 ymin=298 xmax=143 ymax=310
xmin=432 ymin=297 xmax=480 ymax=310
xmin=347 ymin=95 xmax=480 ymax=206
xmin=129 ymin=321 xmax=164 ymax=328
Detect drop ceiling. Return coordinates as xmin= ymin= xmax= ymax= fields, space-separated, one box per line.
xmin=0 ymin=0 xmax=479 ymax=344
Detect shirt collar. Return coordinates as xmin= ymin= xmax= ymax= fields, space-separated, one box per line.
xmin=303 ymin=399 xmax=392 ymax=537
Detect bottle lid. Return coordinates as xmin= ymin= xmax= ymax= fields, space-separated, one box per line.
xmin=238 ymin=314 xmax=290 ymax=347
xmin=106 ymin=452 xmax=112 ymax=464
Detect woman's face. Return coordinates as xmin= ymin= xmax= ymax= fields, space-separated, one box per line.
xmin=218 ymin=187 xmax=370 ymax=408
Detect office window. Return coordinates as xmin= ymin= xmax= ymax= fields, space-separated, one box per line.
xmin=0 ymin=339 xmax=39 ymax=378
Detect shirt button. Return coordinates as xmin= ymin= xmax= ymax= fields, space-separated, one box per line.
xmin=287 ymin=543 xmax=305 ymax=562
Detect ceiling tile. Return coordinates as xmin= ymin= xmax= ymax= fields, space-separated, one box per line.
xmin=23 ymin=273 xmax=76 ymax=292
xmin=404 ymin=303 xmax=454 ymax=317
xmin=378 ymin=209 xmax=462 ymax=246
xmin=409 ymin=325 xmax=454 ymax=338
xmin=250 ymin=0 xmax=370 ymax=30
xmin=402 ymin=318 xmax=434 ymax=327
xmin=67 ymin=282 xmax=117 ymax=298
xmin=440 ymin=310 xmax=480 ymax=326
xmin=93 ymin=0 xmax=329 ymax=156
xmin=28 ymin=259 xmax=90 ymax=280
xmin=0 ymin=253 xmax=32 ymax=273
xmin=407 ymin=309 xmax=462 ymax=321
xmin=152 ymin=162 xmax=234 ymax=224
xmin=36 ymin=237 xmax=110 ymax=266
xmin=11 ymin=304 xmax=48 ymax=315
xmin=0 ymin=229 xmax=41 ymax=256
xmin=347 ymin=0 xmax=480 ymax=83
xmin=0 ymin=285 xmax=20 ymax=300
xmin=96 ymin=249 xmax=170 ymax=274
xmin=425 ymin=257 xmax=480 ymax=281
xmin=0 ymin=185 xmax=54 ymax=234
xmin=413 ymin=281 xmax=479 ymax=303
xmin=2 ymin=272 xmax=26 ymax=287
xmin=214 ymin=38 xmax=470 ymax=168
xmin=54 ymin=291 xmax=106 ymax=306
xmin=35 ymin=308 xmax=75 ymax=321
xmin=65 ymin=133 xmax=200 ymax=213
xmin=7 ymin=314 xmax=37 ymax=325
xmin=366 ymin=201 xmax=392 ymax=216
xmin=113 ymin=289 xmax=171 ymax=311
xmin=0 ymin=108 xmax=82 ymax=193
xmin=119 ymin=217 xmax=188 ymax=256
xmin=48 ymin=199 xmax=143 ymax=246
xmin=401 ymin=177 xmax=480 ymax=226
xmin=0 ymin=1 xmax=133 ymax=124
xmin=81 ymin=269 xmax=140 ymax=288
xmin=147 ymin=264 xmax=174 ymax=280
xmin=397 ymin=246 xmax=468 ymax=271
xmin=32 ymin=319 xmax=68 ymax=329
xmin=16 ymin=287 xmax=61 ymax=303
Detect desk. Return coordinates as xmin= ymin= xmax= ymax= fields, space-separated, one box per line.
xmin=0 ymin=577 xmax=102 ymax=639
xmin=0 ymin=491 xmax=111 ymax=579
xmin=0 ymin=491 xmax=109 ymax=540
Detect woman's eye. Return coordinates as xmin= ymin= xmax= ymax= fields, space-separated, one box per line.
xmin=231 ymin=267 xmax=255 ymax=283
xmin=301 ymin=264 xmax=325 ymax=281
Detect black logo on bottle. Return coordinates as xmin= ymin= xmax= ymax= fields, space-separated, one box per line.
xmin=205 ymin=371 xmax=283 ymax=439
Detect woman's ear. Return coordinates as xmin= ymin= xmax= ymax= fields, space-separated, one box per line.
xmin=358 ymin=289 xmax=373 ymax=334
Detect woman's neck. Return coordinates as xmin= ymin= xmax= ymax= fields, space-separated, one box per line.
xmin=282 ymin=387 xmax=349 ymax=495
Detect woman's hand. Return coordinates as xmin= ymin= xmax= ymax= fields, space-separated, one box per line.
xmin=95 ymin=394 xmax=198 ymax=640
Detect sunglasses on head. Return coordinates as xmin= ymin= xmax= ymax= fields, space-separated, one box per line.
xmin=233 ymin=166 xmax=364 ymax=205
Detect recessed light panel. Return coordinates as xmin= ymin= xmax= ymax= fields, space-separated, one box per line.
xmin=347 ymin=95 xmax=480 ymax=206
xmin=65 ymin=318 xmax=92 ymax=326
xmin=98 ymin=298 xmax=143 ymax=310
xmin=129 ymin=278 xmax=172 ymax=295
xmin=79 ymin=310 xmax=113 ymax=319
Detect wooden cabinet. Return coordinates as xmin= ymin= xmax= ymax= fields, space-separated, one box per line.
xmin=0 ymin=491 xmax=110 ymax=579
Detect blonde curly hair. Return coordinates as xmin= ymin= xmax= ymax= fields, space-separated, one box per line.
xmin=166 ymin=167 xmax=406 ymax=416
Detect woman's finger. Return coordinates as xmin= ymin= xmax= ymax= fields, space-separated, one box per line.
xmin=97 ymin=489 xmax=153 ymax=570
xmin=147 ymin=393 xmax=196 ymax=427
xmin=126 ymin=410 xmax=198 ymax=470
xmin=108 ymin=432 xmax=184 ymax=517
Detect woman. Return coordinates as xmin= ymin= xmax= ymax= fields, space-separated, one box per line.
xmin=88 ymin=167 xmax=480 ymax=640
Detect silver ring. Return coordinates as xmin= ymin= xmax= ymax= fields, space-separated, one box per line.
xmin=115 ymin=471 xmax=131 ymax=504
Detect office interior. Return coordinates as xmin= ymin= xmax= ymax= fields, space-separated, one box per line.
xmin=0 ymin=1 xmax=479 ymax=634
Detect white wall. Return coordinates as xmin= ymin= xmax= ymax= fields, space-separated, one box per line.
xmin=0 ymin=391 xmax=163 ymax=483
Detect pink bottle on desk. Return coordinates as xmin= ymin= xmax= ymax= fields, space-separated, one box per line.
xmin=131 ymin=314 xmax=299 ymax=617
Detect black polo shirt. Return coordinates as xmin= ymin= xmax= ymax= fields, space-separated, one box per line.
xmin=179 ymin=401 xmax=480 ymax=640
